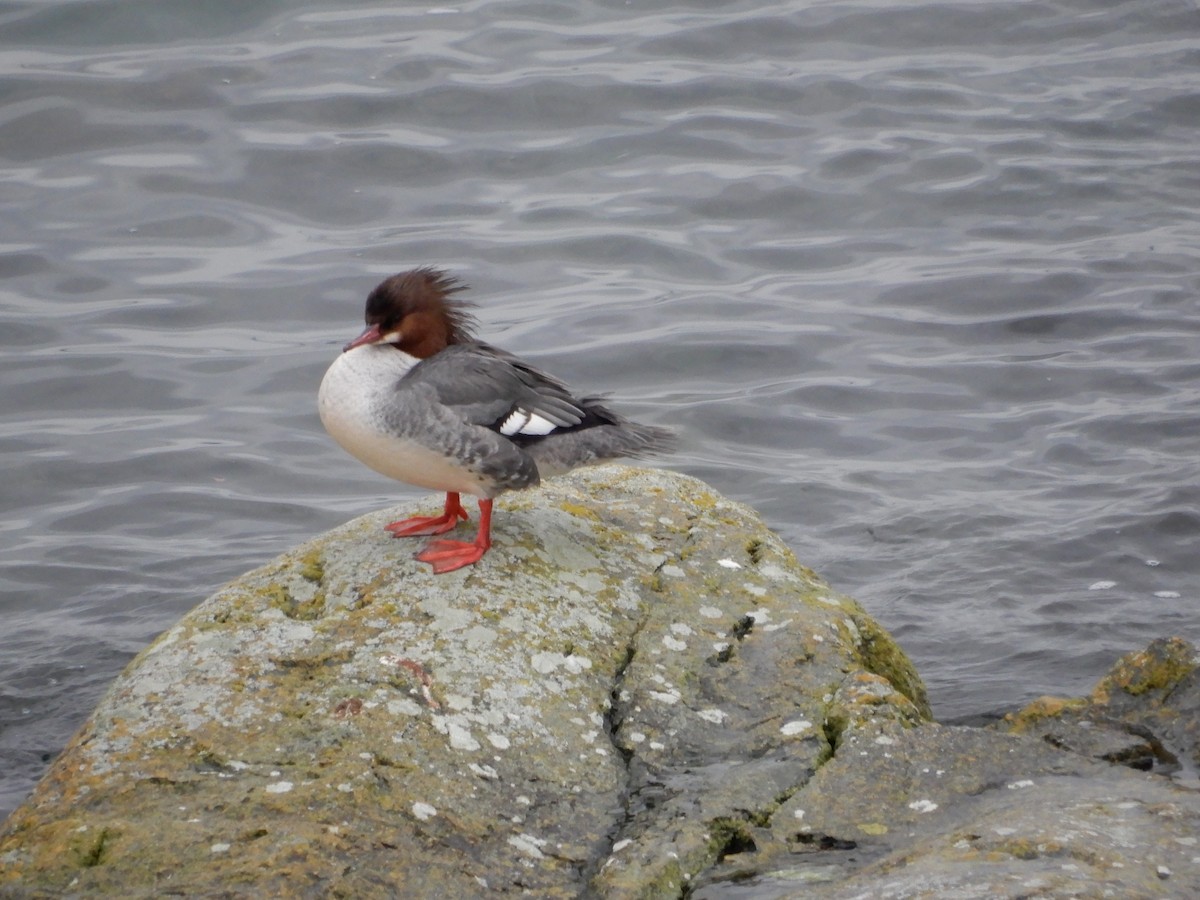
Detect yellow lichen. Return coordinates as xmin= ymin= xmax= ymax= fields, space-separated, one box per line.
xmin=559 ymin=501 xmax=600 ymax=521
xmin=1004 ymin=695 xmax=1089 ymax=732
xmin=297 ymin=550 xmax=325 ymax=584
xmin=1091 ymin=638 xmax=1196 ymax=704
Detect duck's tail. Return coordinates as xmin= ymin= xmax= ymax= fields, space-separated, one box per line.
xmin=527 ymin=399 xmax=675 ymax=477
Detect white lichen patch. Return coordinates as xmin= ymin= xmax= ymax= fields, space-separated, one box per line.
xmin=908 ymin=799 xmax=938 ymax=814
xmin=633 ymin=533 xmax=656 ymax=550
xmin=1088 ymin=580 xmax=1117 ymax=591
xmin=662 ymin=635 xmax=687 ymax=651
xmin=264 ymin=781 xmax=293 ymax=794
xmin=449 ymin=723 xmax=481 ymax=752
xmin=743 ymin=584 xmax=767 ymax=597
xmin=670 ymin=623 xmax=693 ymax=636
xmin=508 ymin=833 xmax=547 ymax=859
xmin=781 ymin=720 xmax=813 ymax=736
xmin=699 ymin=606 xmax=723 ymax=619
xmin=210 ymin=842 xmax=231 ymax=853
xmin=697 ymin=708 xmax=728 ymax=724
xmin=387 ymin=698 xmax=423 ymax=717
xmin=817 ymin=595 xmax=842 ymax=607
xmin=649 ymin=689 xmax=682 ymax=705
xmin=412 ymin=801 xmax=437 ymax=821
xmin=874 ymin=735 xmax=896 ymax=745
xmin=717 ymin=558 xmax=742 ymax=569
xmin=844 ymin=678 xmax=898 ymax=703
xmin=417 ymin=596 xmax=477 ymax=632
xmin=486 ymin=732 xmax=511 ymax=750
xmin=469 ymin=763 xmax=499 ymax=780
xmin=530 ymin=652 xmax=593 ymax=675
xmin=759 ymin=563 xmax=792 ymax=581
xmin=461 ymin=624 xmax=499 ymax=649
xmin=1007 ymin=780 xmax=1035 ymax=789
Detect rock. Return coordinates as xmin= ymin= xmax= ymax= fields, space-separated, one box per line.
xmin=0 ymin=465 xmax=928 ymax=898
xmin=7 ymin=464 xmax=1198 ymax=898
xmin=685 ymin=640 xmax=1200 ymax=899
xmin=707 ymin=720 xmax=1200 ymax=898
xmin=1000 ymin=636 xmax=1200 ymax=781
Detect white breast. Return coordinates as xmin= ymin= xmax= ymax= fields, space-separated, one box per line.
xmin=317 ymin=346 xmax=490 ymax=497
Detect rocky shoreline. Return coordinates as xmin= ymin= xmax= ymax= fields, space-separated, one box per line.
xmin=1 ymin=466 xmax=1196 ymax=898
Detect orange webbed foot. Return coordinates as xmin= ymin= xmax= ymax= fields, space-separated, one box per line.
xmin=384 ymin=493 xmax=469 ymax=537
xmin=414 ymin=539 xmax=489 ymax=574
xmin=412 ymin=498 xmax=493 ymax=575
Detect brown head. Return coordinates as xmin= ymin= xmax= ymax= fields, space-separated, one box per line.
xmin=343 ymin=267 xmax=476 ymax=358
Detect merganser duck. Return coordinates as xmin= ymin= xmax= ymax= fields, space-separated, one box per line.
xmin=318 ymin=268 xmax=675 ymax=574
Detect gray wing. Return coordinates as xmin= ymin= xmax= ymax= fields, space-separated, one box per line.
xmin=371 ymin=342 xmax=594 ymax=494
xmin=400 ymin=342 xmax=588 ymax=436
xmin=379 ymin=342 xmax=673 ymax=493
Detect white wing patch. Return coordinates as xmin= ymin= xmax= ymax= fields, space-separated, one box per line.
xmin=499 ymin=409 xmax=559 ymax=437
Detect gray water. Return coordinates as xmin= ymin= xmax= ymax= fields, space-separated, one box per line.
xmin=2 ymin=0 xmax=1199 ymax=822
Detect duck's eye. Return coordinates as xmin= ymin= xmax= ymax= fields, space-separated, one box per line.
xmin=365 ymin=312 xmax=392 ymax=329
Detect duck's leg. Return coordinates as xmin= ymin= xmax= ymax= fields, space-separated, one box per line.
xmin=415 ymin=499 xmax=493 ymax=574
xmin=385 ymin=492 xmax=469 ymax=537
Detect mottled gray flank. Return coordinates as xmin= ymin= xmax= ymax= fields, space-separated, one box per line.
xmin=2 ymin=468 xmax=1198 ymax=899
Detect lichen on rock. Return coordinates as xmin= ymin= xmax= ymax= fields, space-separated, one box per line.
xmin=0 ymin=466 xmax=927 ymax=898
xmin=7 ymin=467 xmax=1196 ymax=898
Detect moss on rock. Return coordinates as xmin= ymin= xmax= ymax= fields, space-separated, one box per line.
xmin=1090 ymin=636 xmax=1197 ymax=704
